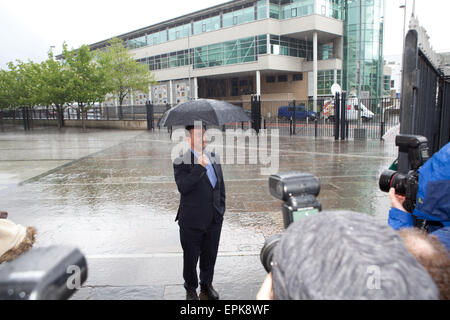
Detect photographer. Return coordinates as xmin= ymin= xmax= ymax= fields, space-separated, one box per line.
xmin=388 ymin=142 xmax=450 ymax=250
xmin=256 ymin=211 xmax=439 ymax=300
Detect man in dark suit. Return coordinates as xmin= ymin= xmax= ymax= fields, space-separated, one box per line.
xmin=173 ymin=125 xmax=226 ymax=300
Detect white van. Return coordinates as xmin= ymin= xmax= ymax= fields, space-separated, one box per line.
xmin=322 ymin=96 xmax=374 ymax=122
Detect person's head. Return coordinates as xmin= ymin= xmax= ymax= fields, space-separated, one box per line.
xmin=258 ymin=211 xmax=439 ymax=300
xmin=185 ymin=125 xmax=207 ymax=152
xmin=398 ymin=228 xmax=450 ymax=300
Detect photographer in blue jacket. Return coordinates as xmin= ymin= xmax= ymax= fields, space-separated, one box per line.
xmin=388 ymin=142 xmax=450 ymax=250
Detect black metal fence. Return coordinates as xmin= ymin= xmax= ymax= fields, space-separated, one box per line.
xmin=401 ymin=29 xmax=450 ymax=154
xmin=222 ymin=96 xmax=400 ymax=140
xmin=1 ymin=98 xmax=400 ymax=140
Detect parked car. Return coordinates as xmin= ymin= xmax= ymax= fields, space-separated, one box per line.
xmin=278 ymin=105 xmax=317 ymax=120
xmin=322 ymin=97 xmax=374 ymax=122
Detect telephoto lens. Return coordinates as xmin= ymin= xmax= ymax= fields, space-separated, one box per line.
xmin=379 ymin=170 xmax=407 ymax=195
xmin=260 ymin=234 xmax=282 ymax=273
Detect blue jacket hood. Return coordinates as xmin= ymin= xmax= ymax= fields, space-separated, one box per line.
xmin=413 ymin=143 xmax=450 ymax=225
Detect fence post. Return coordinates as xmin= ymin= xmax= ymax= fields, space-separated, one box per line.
xmin=340 ymin=92 xmax=346 ymax=140
xmin=251 ymin=95 xmax=261 ymax=134
xmin=314 ymin=119 xmax=318 ymax=138
xmin=334 ymin=92 xmax=340 ymax=140
xmin=380 ymin=99 xmax=385 ymax=140
xmin=146 ymin=101 xmax=154 ymax=131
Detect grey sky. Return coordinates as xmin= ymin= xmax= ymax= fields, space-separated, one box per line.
xmin=0 ymin=0 xmax=449 ymax=69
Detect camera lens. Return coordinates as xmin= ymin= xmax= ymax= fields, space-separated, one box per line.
xmin=260 ymin=234 xmax=282 ymax=273
xmin=379 ymin=170 xmax=396 ymax=193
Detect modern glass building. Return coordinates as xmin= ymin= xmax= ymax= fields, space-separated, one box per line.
xmin=86 ymin=0 xmax=389 ymax=114
xmin=343 ymin=0 xmax=385 ymax=98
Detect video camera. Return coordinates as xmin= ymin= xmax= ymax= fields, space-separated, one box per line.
xmin=379 ymin=134 xmax=430 ymax=213
xmin=260 ymin=172 xmax=322 ymax=273
xmin=0 ymin=246 xmax=88 ymax=300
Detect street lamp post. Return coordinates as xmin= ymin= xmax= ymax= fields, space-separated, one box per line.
xmin=400 ymin=1 xmax=407 ymax=97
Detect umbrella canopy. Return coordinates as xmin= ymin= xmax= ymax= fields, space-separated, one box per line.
xmin=159 ymin=99 xmax=251 ymax=127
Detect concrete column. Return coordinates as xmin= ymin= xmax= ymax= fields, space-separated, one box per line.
xmin=194 ymin=77 xmax=199 ymax=100
xmin=256 ymin=70 xmax=261 ymax=97
xmin=169 ymin=80 xmax=173 ymax=105
xmin=313 ymin=31 xmax=318 ymax=112
xmin=266 ymin=0 xmax=270 ymax=18
xmin=334 ymin=69 xmax=337 ymax=85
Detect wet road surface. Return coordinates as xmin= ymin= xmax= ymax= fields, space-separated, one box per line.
xmin=0 ymin=125 xmax=397 ymax=300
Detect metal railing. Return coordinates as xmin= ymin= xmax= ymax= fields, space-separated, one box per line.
xmin=1 ymin=98 xmax=400 ymax=140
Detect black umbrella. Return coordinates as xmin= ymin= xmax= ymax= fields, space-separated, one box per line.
xmin=159 ymin=99 xmax=251 ymax=127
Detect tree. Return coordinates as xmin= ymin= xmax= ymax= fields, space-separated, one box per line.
xmin=64 ymin=44 xmax=109 ymax=131
xmin=1 ymin=60 xmax=44 ymax=130
xmin=0 ymin=69 xmax=13 ymax=131
xmin=39 ymin=46 xmax=74 ymax=129
xmin=97 ymin=38 xmax=156 ymax=120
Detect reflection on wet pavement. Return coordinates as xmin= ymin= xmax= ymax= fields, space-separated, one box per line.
xmin=0 ymin=126 xmax=397 ymax=300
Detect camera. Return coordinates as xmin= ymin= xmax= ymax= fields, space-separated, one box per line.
xmin=260 ymin=172 xmax=322 ymax=273
xmin=0 ymin=246 xmax=88 ymax=300
xmin=379 ymin=134 xmax=430 ymax=213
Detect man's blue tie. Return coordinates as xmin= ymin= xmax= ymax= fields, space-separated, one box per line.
xmin=191 ymin=149 xmax=217 ymax=188
xmin=206 ymin=161 xmax=217 ymax=189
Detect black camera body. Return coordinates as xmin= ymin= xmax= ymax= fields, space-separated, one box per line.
xmin=379 ymin=135 xmax=430 ymax=213
xmin=261 ymin=172 xmax=322 ymax=273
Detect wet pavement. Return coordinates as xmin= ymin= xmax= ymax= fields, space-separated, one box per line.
xmin=0 ymin=124 xmax=398 ymax=300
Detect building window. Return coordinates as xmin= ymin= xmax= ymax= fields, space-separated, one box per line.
xmin=318 ymin=70 xmax=341 ymax=95
xmin=266 ymin=76 xmax=275 ymax=83
xmin=291 ymin=8 xmax=297 ymax=17
xmin=293 ymin=73 xmax=303 ymax=81
xmin=257 ymin=0 xmax=267 ymax=19
xmin=278 ymin=75 xmax=288 ymax=82
xmin=270 ymin=34 xmax=313 ymax=60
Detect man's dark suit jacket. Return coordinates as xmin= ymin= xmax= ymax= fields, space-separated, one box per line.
xmin=173 ymin=151 xmax=225 ymax=229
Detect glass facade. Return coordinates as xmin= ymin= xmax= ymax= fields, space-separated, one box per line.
xmin=383 ymin=75 xmax=391 ymax=96
xmin=146 ymin=30 xmax=168 ymax=47
xmin=223 ymin=5 xmax=256 ymax=28
xmin=128 ymin=36 xmax=147 ymax=50
xmin=319 ymin=43 xmax=334 ymax=60
xmin=124 ymin=0 xmax=344 ymax=51
xmin=169 ymin=23 xmax=192 ymax=41
xmin=269 ymin=0 xmax=343 ymax=20
xmin=318 ymin=69 xmax=341 ymax=95
xmin=269 ymin=34 xmax=313 ymax=60
xmin=257 ymin=0 xmax=268 ymax=19
xmin=138 ymin=35 xmax=267 ymax=71
xmin=194 ymin=36 xmax=266 ymax=68
xmin=193 ymin=15 xmax=221 ymax=35
xmin=343 ymin=0 xmax=384 ymax=98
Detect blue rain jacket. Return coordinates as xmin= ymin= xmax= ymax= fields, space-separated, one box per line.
xmin=388 ymin=143 xmax=450 ymax=249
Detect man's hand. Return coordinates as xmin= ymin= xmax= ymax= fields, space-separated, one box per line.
xmin=389 ymin=188 xmax=407 ymax=213
xmin=197 ymin=154 xmax=209 ymax=168
xmin=256 ymin=273 xmax=274 ymax=300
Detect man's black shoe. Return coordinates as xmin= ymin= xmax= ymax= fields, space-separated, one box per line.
xmin=184 ymin=284 xmax=199 ymax=300
xmin=200 ymin=284 xmax=219 ymax=300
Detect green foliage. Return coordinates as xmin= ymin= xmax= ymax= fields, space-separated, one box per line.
xmin=0 ymin=38 xmax=157 ymax=114
xmin=39 ymin=45 xmax=73 ymax=108
xmin=64 ymin=44 xmax=109 ymax=108
xmin=97 ymin=38 xmax=157 ymax=106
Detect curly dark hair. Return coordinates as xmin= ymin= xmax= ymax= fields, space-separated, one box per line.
xmin=399 ymin=228 xmax=450 ymax=300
